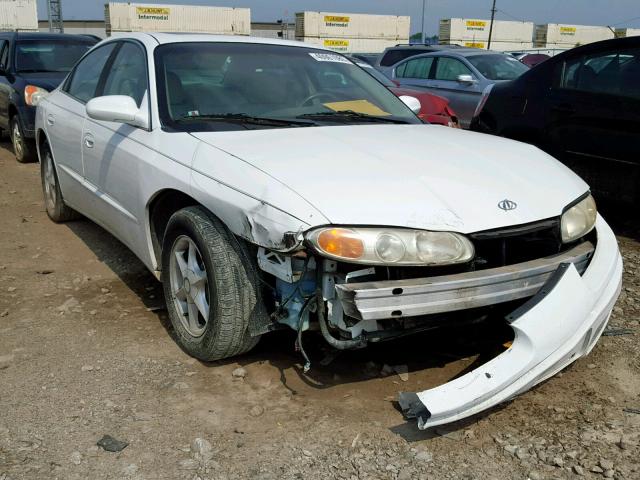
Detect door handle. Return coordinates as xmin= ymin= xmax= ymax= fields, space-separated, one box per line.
xmin=46 ymin=114 xmax=54 ymax=126
xmin=83 ymin=134 xmax=94 ymax=148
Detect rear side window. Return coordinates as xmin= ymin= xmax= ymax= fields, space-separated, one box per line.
xmin=380 ymin=49 xmax=420 ymax=67
xmin=396 ymin=57 xmax=434 ymax=79
xmin=434 ymin=57 xmax=473 ymax=81
xmin=0 ymin=40 xmax=8 ymax=70
xmin=556 ymin=48 xmax=640 ymax=99
xmin=65 ymin=43 xmax=117 ymax=103
xmin=101 ymin=42 xmax=148 ymax=107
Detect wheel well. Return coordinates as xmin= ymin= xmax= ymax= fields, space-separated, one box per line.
xmin=148 ymin=189 xmax=199 ymax=266
xmin=8 ymin=104 xmax=17 ymax=121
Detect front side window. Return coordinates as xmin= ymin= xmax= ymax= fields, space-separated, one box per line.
xmin=101 ymin=42 xmax=148 ymax=107
xmin=556 ymin=48 xmax=640 ymax=99
xmin=396 ymin=57 xmax=434 ymax=79
xmin=434 ymin=57 xmax=473 ymax=81
xmin=467 ymin=54 xmax=528 ymax=80
xmin=155 ymin=42 xmax=421 ymax=132
xmin=15 ymin=39 xmax=94 ymax=73
xmin=65 ymin=43 xmax=117 ymax=103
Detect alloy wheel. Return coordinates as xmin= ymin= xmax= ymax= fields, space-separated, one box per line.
xmin=42 ymin=152 xmax=57 ymax=211
xmin=169 ymin=235 xmax=210 ymax=337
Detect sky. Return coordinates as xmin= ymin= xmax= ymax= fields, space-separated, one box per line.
xmin=36 ymin=0 xmax=640 ymax=35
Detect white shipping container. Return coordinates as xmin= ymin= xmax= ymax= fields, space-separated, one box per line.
xmin=0 ymin=0 xmax=37 ymax=31
xmin=616 ymin=27 xmax=640 ymax=38
xmin=439 ymin=18 xmax=533 ymax=44
xmin=300 ymin=37 xmax=401 ymax=54
xmin=535 ymin=24 xmax=615 ymax=48
xmin=105 ymin=2 xmax=250 ymax=36
xmin=450 ymin=40 xmax=534 ymax=52
xmin=295 ymin=11 xmax=410 ymax=40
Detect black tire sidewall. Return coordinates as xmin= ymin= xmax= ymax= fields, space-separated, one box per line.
xmin=161 ymin=208 xmax=248 ymax=360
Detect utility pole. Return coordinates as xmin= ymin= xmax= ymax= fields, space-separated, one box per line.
xmin=47 ymin=0 xmax=64 ymax=33
xmin=420 ymin=0 xmax=426 ymax=44
xmin=487 ymin=0 xmax=497 ymax=49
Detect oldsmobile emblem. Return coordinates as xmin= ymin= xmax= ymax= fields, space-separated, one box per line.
xmin=498 ymin=199 xmax=517 ymax=211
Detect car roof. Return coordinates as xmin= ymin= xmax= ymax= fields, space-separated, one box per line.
xmin=5 ymin=32 xmax=96 ymax=41
xmin=112 ymin=32 xmax=331 ymax=50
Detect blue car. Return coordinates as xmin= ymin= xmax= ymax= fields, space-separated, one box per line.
xmin=0 ymin=32 xmax=97 ymax=162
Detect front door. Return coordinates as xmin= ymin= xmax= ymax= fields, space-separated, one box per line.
xmin=546 ymin=46 xmax=640 ymax=204
xmin=81 ymin=40 xmax=151 ymax=253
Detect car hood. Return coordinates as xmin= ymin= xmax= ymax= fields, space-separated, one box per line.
xmin=191 ymin=125 xmax=588 ymax=234
xmin=19 ymin=72 xmax=68 ymax=91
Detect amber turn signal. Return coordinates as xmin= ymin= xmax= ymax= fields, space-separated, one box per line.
xmin=317 ymin=228 xmax=364 ymax=259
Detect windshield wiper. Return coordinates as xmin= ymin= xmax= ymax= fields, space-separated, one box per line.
xmin=297 ymin=110 xmax=409 ymax=124
xmin=176 ymin=113 xmax=315 ymax=127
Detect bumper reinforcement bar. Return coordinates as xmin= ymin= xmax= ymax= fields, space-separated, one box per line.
xmin=335 ymin=241 xmax=594 ymax=321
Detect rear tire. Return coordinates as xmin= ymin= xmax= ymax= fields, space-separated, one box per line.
xmin=40 ymin=145 xmax=80 ymax=223
xmin=162 ymin=206 xmax=261 ymax=361
xmin=11 ymin=116 xmax=36 ymax=163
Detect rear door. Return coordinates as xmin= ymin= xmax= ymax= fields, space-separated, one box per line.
xmin=392 ymin=56 xmax=435 ymax=90
xmin=0 ymin=39 xmax=10 ymax=129
xmin=46 ymin=41 xmax=118 ymax=206
xmin=428 ymin=56 xmax=483 ymax=128
xmin=545 ymin=46 xmax=640 ymax=204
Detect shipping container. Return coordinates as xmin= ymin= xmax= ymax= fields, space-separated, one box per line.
xmin=295 ymin=11 xmax=409 ymax=40
xmin=534 ymin=24 xmax=615 ymax=48
xmin=299 ymin=37 xmax=400 ymax=54
xmin=439 ymin=18 xmax=533 ymax=48
xmin=105 ymin=2 xmax=251 ymax=36
xmin=456 ymin=40 xmax=534 ymax=52
xmin=616 ymin=27 xmax=640 ymax=38
xmin=0 ymin=0 xmax=38 ymax=31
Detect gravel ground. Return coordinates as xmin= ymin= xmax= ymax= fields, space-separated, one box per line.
xmin=0 ymin=140 xmax=638 ymax=480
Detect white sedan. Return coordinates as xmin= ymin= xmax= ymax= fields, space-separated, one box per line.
xmin=35 ymin=33 xmax=622 ymax=429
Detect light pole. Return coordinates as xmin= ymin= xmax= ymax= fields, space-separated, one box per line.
xmin=420 ymin=0 xmax=426 ymax=44
xmin=487 ymin=0 xmax=497 ymax=49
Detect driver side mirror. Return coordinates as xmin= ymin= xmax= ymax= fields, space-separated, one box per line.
xmin=86 ymin=95 xmax=149 ymax=129
xmin=457 ymin=74 xmax=476 ymax=84
xmin=399 ymin=95 xmax=421 ymax=114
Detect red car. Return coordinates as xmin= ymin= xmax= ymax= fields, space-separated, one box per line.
xmin=357 ymin=61 xmax=460 ymax=127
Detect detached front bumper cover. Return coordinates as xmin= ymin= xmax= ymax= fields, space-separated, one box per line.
xmin=399 ymin=216 xmax=622 ymax=429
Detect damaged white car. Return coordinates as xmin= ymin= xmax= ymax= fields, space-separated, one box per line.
xmin=35 ymin=34 xmax=622 ymax=428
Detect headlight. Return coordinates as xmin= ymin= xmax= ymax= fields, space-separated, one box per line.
xmin=24 ymin=85 xmax=49 ymax=106
xmin=561 ymin=194 xmax=597 ymax=243
xmin=306 ymin=227 xmax=474 ymax=266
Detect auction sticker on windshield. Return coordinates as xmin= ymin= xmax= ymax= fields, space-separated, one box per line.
xmin=308 ymin=52 xmax=352 ymax=64
xmin=323 ymin=100 xmax=390 ymax=116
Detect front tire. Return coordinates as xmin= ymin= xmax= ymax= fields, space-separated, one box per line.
xmin=162 ymin=206 xmax=261 ymax=361
xmin=40 ymin=145 xmax=80 ymax=222
xmin=11 ymin=116 xmax=36 ymax=163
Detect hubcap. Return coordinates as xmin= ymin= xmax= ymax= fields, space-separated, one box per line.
xmin=12 ymin=122 xmax=22 ymax=158
xmin=169 ymin=236 xmax=210 ymax=337
xmin=43 ymin=153 xmax=57 ymax=210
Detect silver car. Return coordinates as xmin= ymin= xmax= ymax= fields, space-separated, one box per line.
xmin=388 ymin=49 xmax=529 ymax=127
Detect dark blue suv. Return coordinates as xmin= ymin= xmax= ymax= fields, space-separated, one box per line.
xmin=0 ymin=32 xmax=97 ymax=162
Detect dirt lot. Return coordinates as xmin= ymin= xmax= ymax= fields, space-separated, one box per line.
xmin=0 ymin=139 xmax=639 ymax=480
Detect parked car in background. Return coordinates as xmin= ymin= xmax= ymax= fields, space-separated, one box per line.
xmin=375 ymin=44 xmax=462 ymax=75
xmin=516 ymin=53 xmax=550 ymax=68
xmin=352 ymin=59 xmax=459 ymax=127
xmin=471 ymin=36 xmax=640 ymax=205
xmin=36 ymin=33 xmax=622 ymax=429
xmin=388 ymin=49 xmax=529 ymax=128
xmin=350 ymin=53 xmax=379 ymax=66
xmin=0 ymin=32 xmax=97 ymax=162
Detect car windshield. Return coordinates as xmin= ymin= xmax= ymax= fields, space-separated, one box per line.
xmin=155 ymin=42 xmax=420 ymax=131
xmin=15 ymin=39 xmax=95 ymax=73
xmin=467 ymin=54 xmax=529 ymax=80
